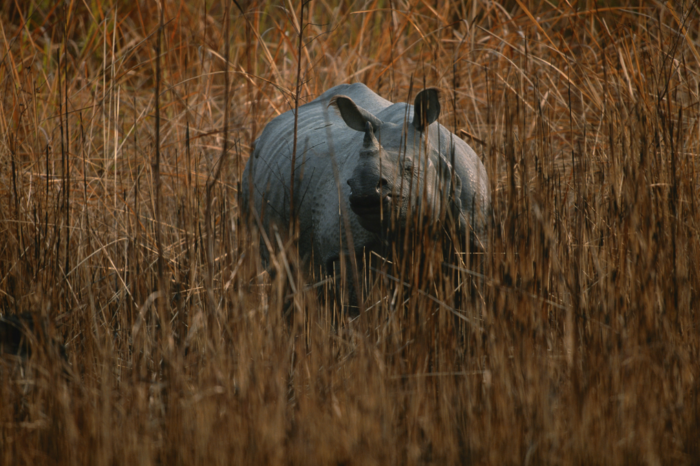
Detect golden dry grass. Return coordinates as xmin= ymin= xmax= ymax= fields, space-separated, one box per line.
xmin=1 ymin=0 xmax=699 ymax=464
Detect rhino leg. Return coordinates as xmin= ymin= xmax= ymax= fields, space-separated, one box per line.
xmin=323 ymin=241 xmax=387 ymax=317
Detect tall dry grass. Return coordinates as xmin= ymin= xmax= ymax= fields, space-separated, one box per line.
xmin=0 ymin=0 xmax=699 ymax=464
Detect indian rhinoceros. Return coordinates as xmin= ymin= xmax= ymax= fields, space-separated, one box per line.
xmin=241 ymin=83 xmax=489 ymax=278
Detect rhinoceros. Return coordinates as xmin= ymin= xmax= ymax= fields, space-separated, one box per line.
xmin=241 ymin=83 xmax=489 ymax=278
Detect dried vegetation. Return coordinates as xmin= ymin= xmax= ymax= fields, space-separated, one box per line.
xmin=0 ymin=0 xmax=699 ymax=464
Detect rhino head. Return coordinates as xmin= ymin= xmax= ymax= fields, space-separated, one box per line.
xmin=330 ymin=89 xmax=464 ymax=236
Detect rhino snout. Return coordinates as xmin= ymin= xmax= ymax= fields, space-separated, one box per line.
xmin=349 ymin=192 xmax=383 ymax=215
xmin=347 ymin=177 xmax=392 ymax=217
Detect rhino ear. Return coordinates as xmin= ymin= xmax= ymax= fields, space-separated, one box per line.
xmin=329 ymin=95 xmax=383 ymax=133
xmin=413 ymin=88 xmax=440 ymax=132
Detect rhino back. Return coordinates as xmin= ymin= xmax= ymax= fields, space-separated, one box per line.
xmin=245 ymin=84 xmax=386 ymax=215
xmin=242 ymin=83 xmax=392 ymax=261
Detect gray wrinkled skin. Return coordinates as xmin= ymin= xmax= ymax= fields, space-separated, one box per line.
xmin=241 ymin=83 xmax=490 ymax=275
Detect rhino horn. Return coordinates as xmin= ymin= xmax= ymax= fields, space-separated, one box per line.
xmin=412 ymin=88 xmax=441 ymax=132
xmin=362 ymin=121 xmax=380 ymax=153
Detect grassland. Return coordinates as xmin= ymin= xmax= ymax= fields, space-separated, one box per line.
xmin=1 ymin=0 xmax=699 ymax=464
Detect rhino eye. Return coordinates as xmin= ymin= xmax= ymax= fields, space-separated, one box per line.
xmin=404 ymin=165 xmax=414 ymax=175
